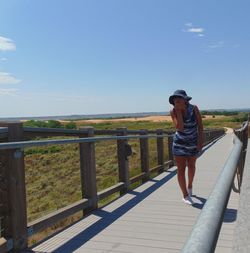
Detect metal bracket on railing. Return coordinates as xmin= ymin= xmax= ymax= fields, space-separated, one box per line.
xmin=232 ymin=168 xmax=240 ymax=193
xmin=7 ymin=238 xmax=13 ymax=251
xmin=27 ymin=226 xmax=34 ymax=237
xmin=13 ymin=149 xmax=23 ymax=159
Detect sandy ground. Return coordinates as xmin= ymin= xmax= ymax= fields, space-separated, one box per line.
xmin=224 ymin=127 xmax=234 ymax=133
xmin=63 ymin=114 xmax=225 ymax=124
xmin=72 ymin=115 xmax=173 ymax=124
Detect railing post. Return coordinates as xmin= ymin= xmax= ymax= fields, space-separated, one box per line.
xmin=0 ymin=146 xmax=8 ymax=243
xmin=79 ymin=127 xmax=98 ymax=213
xmin=168 ymin=135 xmax=174 ymax=166
xmin=6 ymin=122 xmax=28 ymax=251
xmin=116 ymin=128 xmax=130 ymax=195
xmin=156 ymin=129 xmax=164 ymax=173
xmin=140 ymin=130 xmax=150 ymax=182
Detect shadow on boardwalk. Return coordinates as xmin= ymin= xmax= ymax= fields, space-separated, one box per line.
xmin=32 ymin=169 xmax=177 ymax=253
xmin=197 ymin=134 xmax=226 ymax=158
xmin=192 ymin=195 xmax=237 ymax=223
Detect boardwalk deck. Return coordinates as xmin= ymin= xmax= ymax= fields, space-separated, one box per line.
xmin=31 ymin=133 xmax=239 ymax=253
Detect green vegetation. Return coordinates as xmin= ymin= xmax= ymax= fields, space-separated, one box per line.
xmin=201 ymin=110 xmax=239 ymax=116
xmin=202 ymin=113 xmax=248 ymax=128
xmin=24 ymin=120 xmax=77 ymax=129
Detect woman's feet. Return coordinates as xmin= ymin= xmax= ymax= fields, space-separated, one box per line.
xmin=188 ymin=187 xmax=193 ymax=197
xmin=182 ymin=195 xmax=194 ymax=205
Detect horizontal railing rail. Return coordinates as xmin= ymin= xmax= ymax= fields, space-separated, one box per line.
xmin=0 ymin=134 xmax=170 ymax=150
xmin=20 ymin=127 xmax=174 ymax=138
xmin=181 ymin=121 xmax=249 ymax=253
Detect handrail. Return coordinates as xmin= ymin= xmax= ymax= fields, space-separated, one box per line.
xmin=181 ymin=121 xmax=249 ymax=253
xmin=0 ymin=134 xmax=171 ymax=150
xmin=20 ymin=127 xmax=175 ymax=138
xmin=181 ymin=136 xmax=242 ymax=253
xmin=0 ymin=129 xmax=224 ymax=150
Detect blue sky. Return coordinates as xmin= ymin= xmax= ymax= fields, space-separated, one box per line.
xmin=0 ymin=0 xmax=250 ymax=117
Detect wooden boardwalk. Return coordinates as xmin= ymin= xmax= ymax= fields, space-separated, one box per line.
xmin=32 ymin=133 xmax=239 ymax=253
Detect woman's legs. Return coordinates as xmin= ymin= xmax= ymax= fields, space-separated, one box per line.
xmin=175 ymin=156 xmax=188 ymax=197
xmin=186 ymin=156 xmax=197 ymax=189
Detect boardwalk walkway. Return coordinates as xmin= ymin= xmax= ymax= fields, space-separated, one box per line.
xmin=32 ymin=133 xmax=239 ymax=253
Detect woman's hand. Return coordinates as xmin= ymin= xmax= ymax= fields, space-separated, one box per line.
xmin=174 ymin=103 xmax=184 ymax=111
xmin=174 ymin=98 xmax=186 ymax=112
xmin=197 ymin=142 xmax=202 ymax=152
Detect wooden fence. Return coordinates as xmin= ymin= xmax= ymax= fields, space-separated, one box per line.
xmin=233 ymin=121 xmax=249 ymax=192
xmin=0 ymin=123 xmax=224 ymax=252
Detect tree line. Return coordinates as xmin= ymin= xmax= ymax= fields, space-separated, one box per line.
xmin=24 ymin=120 xmax=77 ymax=129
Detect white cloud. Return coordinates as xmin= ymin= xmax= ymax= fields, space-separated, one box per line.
xmin=0 ymin=57 xmax=7 ymax=61
xmin=0 ymin=72 xmax=21 ymax=84
xmin=208 ymin=41 xmax=224 ymax=49
xmin=187 ymin=28 xmax=204 ymax=33
xmin=0 ymin=36 xmax=16 ymax=51
xmin=183 ymin=23 xmax=205 ymax=37
xmin=0 ymin=88 xmax=18 ymax=96
xmin=233 ymin=44 xmax=240 ymax=48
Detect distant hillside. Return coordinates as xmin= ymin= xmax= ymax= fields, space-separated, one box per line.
xmin=0 ymin=108 xmax=249 ymax=122
xmin=0 ymin=111 xmax=169 ymax=122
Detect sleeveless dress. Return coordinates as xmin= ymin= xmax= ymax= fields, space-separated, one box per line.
xmin=172 ymin=104 xmax=199 ymax=157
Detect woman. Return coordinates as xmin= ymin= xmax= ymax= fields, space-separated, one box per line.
xmin=169 ymin=90 xmax=204 ymax=205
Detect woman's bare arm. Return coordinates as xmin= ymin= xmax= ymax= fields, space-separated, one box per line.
xmin=170 ymin=108 xmax=184 ymax=132
xmin=194 ymin=105 xmax=204 ymax=151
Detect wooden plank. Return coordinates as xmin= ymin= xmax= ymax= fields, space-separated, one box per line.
xmin=28 ymin=198 xmax=89 ymax=235
xmin=168 ymin=135 xmax=173 ymax=162
xmin=149 ymin=165 xmax=164 ymax=173
xmin=140 ymin=130 xmax=149 ymax=182
xmin=97 ymin=182 xmax=125 ymax=201
xmin=130 ymin=172 xmax=146 ymax=184
xmin=156 ymin=129 xmax=164 ymax=173
xmin=0 ymin=147 xmax=8 ymax=240
xmin=79 ymin=127 xmax=98 ymax=212
xmin=117 ymin=128 xmax=130 ymax=194
xmin=6 ymin=123 xmax=28 ymax=250
xmin=23 ymin=127 xmax=89 ymax=138
xmin=164 ymin=160 xmax=174 ymax=168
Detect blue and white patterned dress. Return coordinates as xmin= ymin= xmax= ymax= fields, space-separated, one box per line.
xmin=172 ymin=104 xmax=199 ymax=156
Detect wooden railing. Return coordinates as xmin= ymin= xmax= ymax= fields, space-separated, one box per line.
xmin=0 ymin=123 xmax=225 ymax=252
xmin=233 ymin=121 xmax=249 ymax=193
